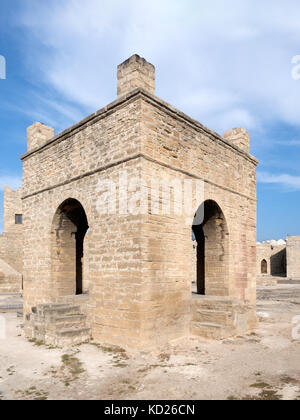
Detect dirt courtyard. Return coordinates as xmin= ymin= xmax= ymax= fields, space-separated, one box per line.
xmin=0 ymin=285 xmax=299 ymax=401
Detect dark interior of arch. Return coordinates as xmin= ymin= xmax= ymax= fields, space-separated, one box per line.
xmin=55 ymin=199 xmax=89 ymax=295
xmin=192 ymin=200 xmax=228 ymax=296
xmin=261 ymin=259 xmax=267 ymax=274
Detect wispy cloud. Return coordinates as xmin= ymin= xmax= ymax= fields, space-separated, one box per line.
xmin=15 ymin=0 xmax=300 ymax=135
xmin=258 ymin=171 xmax=300 ymax=190
xmin=274 ymin=140 xmax=300 ymax=147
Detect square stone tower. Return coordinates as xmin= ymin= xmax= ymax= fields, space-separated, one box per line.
xmin=22 ymin=55 xmax=257 ymax=349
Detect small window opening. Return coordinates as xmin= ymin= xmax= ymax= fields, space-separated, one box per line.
xmin=15 ymin=214 xmax=23 ymax=225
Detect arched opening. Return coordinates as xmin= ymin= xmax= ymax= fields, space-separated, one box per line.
xmin=192 ymin=200 xmax=229 ymax=296
xmin=51 ymin=199 xmax=89 ymax=297
xmin=261 ymin=259 xmax=268 ymax=274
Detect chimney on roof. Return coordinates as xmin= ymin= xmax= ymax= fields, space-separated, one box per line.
xmin=117 ymin=54 xmax=155 ymax=98
xmin=27 ymin=122 xmax=54 ymax=152
xmin=224 ymin=127 xmax=250 ymax=153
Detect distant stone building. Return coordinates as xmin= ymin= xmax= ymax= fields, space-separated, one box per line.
xmin=257 ymin=236 xmax=300 ymax=284
xmin=257 ymin=241 xmax=286 ymax=277
xmin=0 ymin=187 xmax=23 ymax=293
xmin=22 ymin=55 xmax=258 ymax=349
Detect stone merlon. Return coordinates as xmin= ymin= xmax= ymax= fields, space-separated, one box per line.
xmin=27 ymin=122 xmax=54 ymax=152
xmin=224 ymin=127 xmax=250 ymax=154
xmin=117 ymin=54 xmax=155 ymax=98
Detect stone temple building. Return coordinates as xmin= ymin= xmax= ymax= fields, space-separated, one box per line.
xmin=22 ymin=55 xmax=258 ymax=349
xmin=0 ymin=187 xmax=23 ymax=293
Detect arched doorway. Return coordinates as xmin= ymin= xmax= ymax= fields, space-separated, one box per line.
xmin=192 ymin=200 xmax=229 ymax=296
xmin=261 ymin=259 xmax=268 ymax=274
xmin=51 ymin=199 xmax=89 ymax=296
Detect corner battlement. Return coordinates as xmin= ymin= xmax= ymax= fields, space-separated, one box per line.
xmin=27 ymin=122 xmax=54 ymax=152
xmin=224 ymin=127 xmax=250 ymax=154
xmin=117 ymin=54 xmax=155 ymax=98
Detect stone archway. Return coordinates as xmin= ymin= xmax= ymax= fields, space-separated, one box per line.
xmin=192 ymin=200 xmax=229 ymax=296
xmin=51 ymin=198 xmax=89 ymax=297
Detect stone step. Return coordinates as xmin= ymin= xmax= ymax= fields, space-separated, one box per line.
xmin=55 ymin=327 xmax=91 ymax=347
xmin=49 ymin=314 xmax=87 ymax=331
xmin=257 ymin=279 xmax=278 ymax=287
xmin=0 ymin=285 xmax=21 ymax=292
xmin=193 ymin=309 xmax=232 ymax=325
xmin=192 ymin=296 xmax=239 ymax=311
xmin=33 ymin=304 xmax=82 ymax=318
xmin=0 ymin=304 xmax=23 ymax=311
xmin=191 ymin=322 xmax=231 ymax=340
xmin=278 ymin=279 xmax=300 ymax=285
xmin=26 ymin=302 xmax=92 ymax=347
xmin=24 ymin=303 xmax=91 ymax=347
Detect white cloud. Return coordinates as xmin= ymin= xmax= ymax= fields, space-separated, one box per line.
xmin=16 ymin=0 xmax=300 ymax=135
xmin=258 ymin=171 xmax=300 ymax=191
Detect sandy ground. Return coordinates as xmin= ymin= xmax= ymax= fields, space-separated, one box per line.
xmin=0 ymin=285 xmax=299 ymax=401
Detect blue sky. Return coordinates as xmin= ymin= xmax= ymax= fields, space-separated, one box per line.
xmin=0 ymin=0 xmax=300 ymax=241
